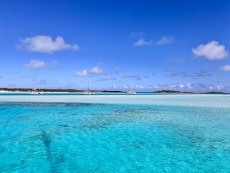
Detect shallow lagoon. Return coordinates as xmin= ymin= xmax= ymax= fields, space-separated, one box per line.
xmin=0 ymin=94 xmax=230 ymax=172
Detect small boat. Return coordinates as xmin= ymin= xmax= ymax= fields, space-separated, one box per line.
xmin=82 ymin=90 xmax=94 ymax=95
xmin=82 ymin=77 xmax=94 ymax=95
xmin=29 ymin=89 xmax=43 ymax=95
xmin=127 ymin=90 xmax=136 ymax=94
xmin=127 ymin=82 xmax=136 ymax=94
xmin=29 ymin=77 xmax=43 ymax=95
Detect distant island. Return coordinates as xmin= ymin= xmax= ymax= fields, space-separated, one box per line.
xmin=152 ymin=90 xmax=228 ymax=94
xmin=0 ymin=88 xmax=124 ymax=93
xmin=204 ymin=92 xmax=227 ymax=94
xmin=0 ymin=88 xmax=228 ymax=94
xmin=152 ymin=90 xmax=195 ymax=94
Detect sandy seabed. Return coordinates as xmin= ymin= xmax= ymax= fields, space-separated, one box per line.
xmin=0 ymin=94 xmax=229 ymax=108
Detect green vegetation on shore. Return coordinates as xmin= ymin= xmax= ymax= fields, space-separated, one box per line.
xmin=152 ymin=90 xmax=194 ymax=94
xmin=0 ymin=88 xmax=123 ymax=93
xmin=204 ymin=92 xmax=227 ymax=94
xmin=0 ymin=88 xmax=228 ymax=94
xmin=152 ymin=90 xmax=228 ymax=94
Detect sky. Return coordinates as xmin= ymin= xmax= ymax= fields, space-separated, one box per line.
xmin=0 ymin=0 xmax=229 ymax=92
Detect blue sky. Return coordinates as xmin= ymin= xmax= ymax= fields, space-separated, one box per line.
xmin=0 ymin=0 xmax=229 ymax=92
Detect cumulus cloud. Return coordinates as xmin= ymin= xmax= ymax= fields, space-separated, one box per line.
xmin=179 ymin=84 xmax=185 ymax=89
xmin=152 ymin=83 xmax=225 ymax=92
xmin=208 ymin=86 xmax=215 ymax=91
xmin=216 ymin=85 xmax=224 ymax=90
xmin=22 ymin=60 xmax=58 ymax=69
xmin=134 ymin=39 xmax=152 ymax=47
xmin=75 ymin=66 xmax=106 ymax=77
xmin=75 ymin=70 xmax=88 ymax=77
xmin=156 ymin=36 xmax=174 ymax=45
xmin=220 ymin=65 xmax=230 ymax=71
xmin=192 ymin=41 xmax=228 ymax=60
xmin=22 ymin=60 xmax=47 ymax=68
xmin=18 ymin=35 xmax=79 ymax=53
xmin=90 ymin=67 xmax=105 ymax=75
xmin=186 ymin=83 xmax=192 ymax=90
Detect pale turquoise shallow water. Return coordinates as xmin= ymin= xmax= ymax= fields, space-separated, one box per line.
xmin=0 ymin=95 xmax=230 ymax=172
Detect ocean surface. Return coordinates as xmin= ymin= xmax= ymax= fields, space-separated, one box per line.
xmin=0 ymin=94 xmax=230 ymax=172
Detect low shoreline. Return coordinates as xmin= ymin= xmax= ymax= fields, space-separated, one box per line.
xmin=0 ymin=91 xmax=77 ymax=94
xmin=0 ymin=94 xmax=229 ymax=109
xmin=0 ymin=91 xmax=228 ymax=95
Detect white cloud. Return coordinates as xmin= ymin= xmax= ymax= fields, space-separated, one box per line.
xmin=18 ymin=35 xmax=79 ymax=53
xmin=209 ymin=86 xmax=215 ymax=91
xmin=156 ymin=36 xmax=174 ymax=45
xmin=113 ymin=83 xmax=117 ymax=89
xmin=186 ymin=83 xmax=192 ymax=90
xmin=216 ymin=85 xmax=224 ymax=90
xmin=192 ymin=41 xmax=228 ymax=60
xmin=220 ymin=65 xmax=230 ymax=71
xmin=179 ymin=84 xmax=185 ymax=89
xmin=134 ymin=39 xmax=152 ymax=47
xmin=72 ymin=44 xmax=80 ymax=50
xmin=90 ymin=67 xmax=105 ymax=75
xmin=22 ymin=60 xmax=57 ymax=68
xmin=75 ymin=70 xmax=88 ymax=77
xmin=75 ymin=66 xmax=106 ymax=77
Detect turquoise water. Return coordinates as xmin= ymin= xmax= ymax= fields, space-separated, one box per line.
xmin=0 ymin=95 xmax=230 ymax=172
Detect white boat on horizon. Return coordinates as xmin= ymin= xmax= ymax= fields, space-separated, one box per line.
xmin=127 ymin=90 xmax=136 ymax=94
xmin=127 ymin=82 xmax=136 ymax=94
xmin=82 ymin=90 xmax=94 ymax=95
xmin=82 ymin=77 xmax=94 ymax=95
xmin=29 ymin=89 xmax=43 ymax=95
xmin=29 ymin=77 xmax=43 ymax=95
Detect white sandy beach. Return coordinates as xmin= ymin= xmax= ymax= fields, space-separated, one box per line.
xmin=0 ymin=94 xmax=229 ymax=108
